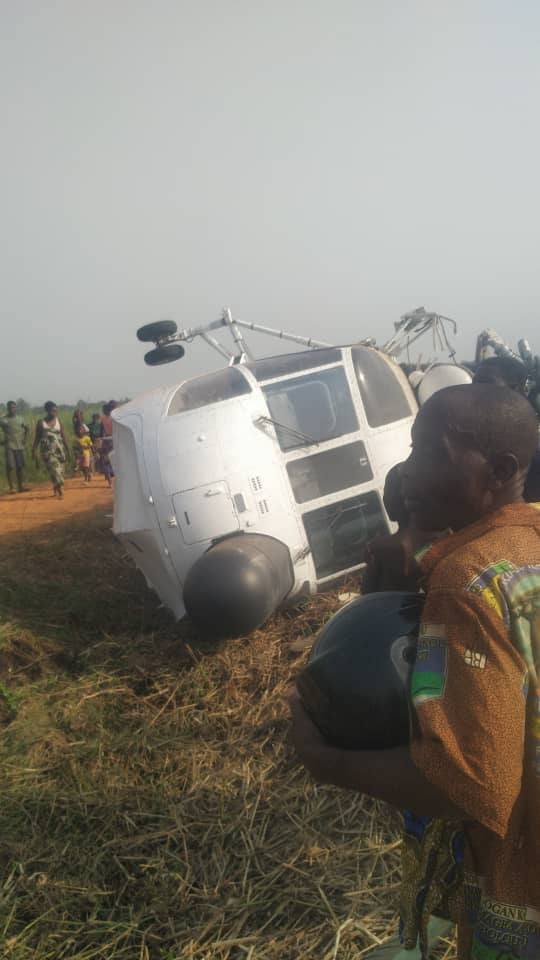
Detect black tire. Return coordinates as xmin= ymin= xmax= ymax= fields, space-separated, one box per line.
xmin=137 ymin=320 xmax=178 ymax=343
xmin=144 ymin=344 xmax=185 ymax=366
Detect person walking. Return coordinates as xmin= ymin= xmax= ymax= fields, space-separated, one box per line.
xmin=74 ymin=426 xmax=93 ymax=482
xmin=0 ymin=401 xmax=29 ymax=493
xmin=32 ymin=402 xmax=70 ymax=498
xmin=99 ymin=402 xmax=115 ymax=487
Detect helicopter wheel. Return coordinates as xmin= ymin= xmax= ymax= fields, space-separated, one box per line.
xmin=137 ymin=320 xmax=178 ymax=343
xmin=144 ymin=344 xmax=185 ymax=365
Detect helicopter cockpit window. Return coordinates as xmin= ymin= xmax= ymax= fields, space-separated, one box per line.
xmin=262 ymin=367 xmax=358 ymax=451
xmin=302 ymin=491 xmax=388 ymax=578
xmin=247 ymin=348 xmax=341 ymax=382
xmin=168 ymin=367 xmax=251 ymax=415
xmin=287 ymin=441 xmax=373 ymax=504
xmin=352 ymin=347 xmax=411 ymax=428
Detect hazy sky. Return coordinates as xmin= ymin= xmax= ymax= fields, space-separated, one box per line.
xmin=2 ymin=1 xmax=540 ymax=404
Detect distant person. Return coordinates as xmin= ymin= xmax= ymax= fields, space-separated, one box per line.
xmin=88 ymin=413 xmax=103 ymax=477
xmin=75 ymin=426 xmax=93 ymax=483
xmin=32 ymin=401 xmax=70 ymax=499
xmin=72 ymin=407 xmax=89 ymax=435
xmin=99 ymin=402 xmax=115 ymax=487
xmin=88 ymin=412 xmax=103 ymax=443
xmin=101 ymin=403 xmax=114 ymax=438
xmin=473 ymin=356 xmax=540 ymax=501
xmin=0 ymin=400 xmax=29 ymax=493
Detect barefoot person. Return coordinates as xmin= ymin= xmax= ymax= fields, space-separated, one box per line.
xmin=32 ymin=402 xmax=70 ymax=498
xmin=75 ymin=426 xmax=93 ymax=483
xmin=0 ymin=401 xmax=29 ymax=493
xmin=291 ymin=383 xmax=540 ymax=959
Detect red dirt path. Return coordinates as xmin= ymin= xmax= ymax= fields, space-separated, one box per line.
xmin=0 ymin=477 xmax=113 ymax=537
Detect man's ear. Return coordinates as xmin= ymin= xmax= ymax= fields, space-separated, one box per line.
xmin=489 ymin=452 xmax=519 ymax=488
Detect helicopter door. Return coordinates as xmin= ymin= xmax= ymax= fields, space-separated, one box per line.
xmin=173 ymin=482 xmax=240 ymax=545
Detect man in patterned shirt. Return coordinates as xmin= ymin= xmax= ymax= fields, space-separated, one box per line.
xmin=290 ymin=383 xmax=540 ymax=959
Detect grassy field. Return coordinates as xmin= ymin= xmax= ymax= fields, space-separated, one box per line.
xmin=0 ymin=409 xmax=102 ymax=493
xmin=0 ymin=499 xmax=456 ymax=959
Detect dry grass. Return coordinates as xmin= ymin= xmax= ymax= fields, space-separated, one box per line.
xmin=0 ymin=504 xmax=456 ymax=959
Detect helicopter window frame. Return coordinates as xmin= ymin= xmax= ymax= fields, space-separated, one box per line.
xmin=287 ymin=441 xmax=373 ymax=504
xmin=247 ymin=348 xmax=342 ymax=382
xmin=262 ymin=366 xmax=358 ymax=451
xmin=351 ymin=347 xmax=412 ymax=429
xmin=167 ymin=367 xmax=252 ymax=415
xmin=302 ymin=490 xmax=389 ymax=579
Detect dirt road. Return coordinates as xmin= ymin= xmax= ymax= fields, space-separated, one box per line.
xmin=0 ymin=477 xmax=113 ymax=537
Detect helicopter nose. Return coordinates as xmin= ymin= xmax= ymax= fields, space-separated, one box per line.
xmin=183 ymin=533 xmax=294 ymax=637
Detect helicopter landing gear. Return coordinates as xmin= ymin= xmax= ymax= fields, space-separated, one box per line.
xmin=137 ymin=320 xmax=178 ymax=343
xmin=144 ymin=344 xmax=185 ymax=366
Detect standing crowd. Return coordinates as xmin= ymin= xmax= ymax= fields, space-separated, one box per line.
xmin=0 ymin=400 xmax=118 ymax=499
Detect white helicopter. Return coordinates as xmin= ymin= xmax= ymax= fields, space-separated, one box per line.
xmin=112 ymin=307 xmax=474 ymax=636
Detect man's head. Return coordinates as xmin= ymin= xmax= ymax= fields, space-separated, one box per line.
xmin=92 ymin=413 xmax=100 ymax=422
xmin=7 ymin=401 xmax=16 ymax=416
xmin=401 ymin=383 xmax=538 ymax=531
xmin=473 ymin=356 xmax=528 ymax=394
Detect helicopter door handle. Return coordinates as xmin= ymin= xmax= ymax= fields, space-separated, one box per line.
xmin=205 ymin=489 xmax=222 ymax=497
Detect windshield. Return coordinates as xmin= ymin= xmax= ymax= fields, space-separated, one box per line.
xmin=352 ymin=347 xmax=411 ymax=427
xmin=168 ymin=367 xmax=251 ymax=415
xmin=262 ymin=367 xmax=357 ymax=451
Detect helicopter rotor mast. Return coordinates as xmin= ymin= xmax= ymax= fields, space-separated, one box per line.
xmin=382 ymin=307 xmax=458 ymax=359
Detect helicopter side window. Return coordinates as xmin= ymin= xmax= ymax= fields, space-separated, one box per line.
xmin=352 ymin=347 xmax=411 ymax=428
xmin=302 ymin=491 xmax=388 ymax=578
xmin=168 ymin=367 xmax=251 ymax=415
xmin=263 ymin=367 xmax=357 ymax=451
xmin=287 ymin=441 xmax=373 ymax=504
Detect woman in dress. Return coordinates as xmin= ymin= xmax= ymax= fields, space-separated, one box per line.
xmin=32 ymin=401 xmax=70 ymax=498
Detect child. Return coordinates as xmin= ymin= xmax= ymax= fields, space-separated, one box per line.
xmin=75 ymin=427 xmax=93 ymax=483
xmin=290 ymin=383 xmax=540 ymax=959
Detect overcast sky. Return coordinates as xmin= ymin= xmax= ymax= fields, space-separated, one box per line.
xmin=2 ymin=1 xmax=539 ymax=405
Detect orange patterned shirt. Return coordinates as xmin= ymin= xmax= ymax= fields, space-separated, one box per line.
xmin=410 ymin=502 xmax=540 ymax=959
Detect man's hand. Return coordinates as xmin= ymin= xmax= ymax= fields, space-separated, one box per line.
xmin=289 ymin=688 xmax=467 ymax=819
xmin=288 ymin=689 xmax=344 ymax=785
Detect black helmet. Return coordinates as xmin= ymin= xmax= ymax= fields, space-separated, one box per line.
xmin=297 ymin=592 xmax=424 ymax=750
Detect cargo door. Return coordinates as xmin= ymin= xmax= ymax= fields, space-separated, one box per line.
xmin=173 ymin=482 xmax=239 ymax=545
